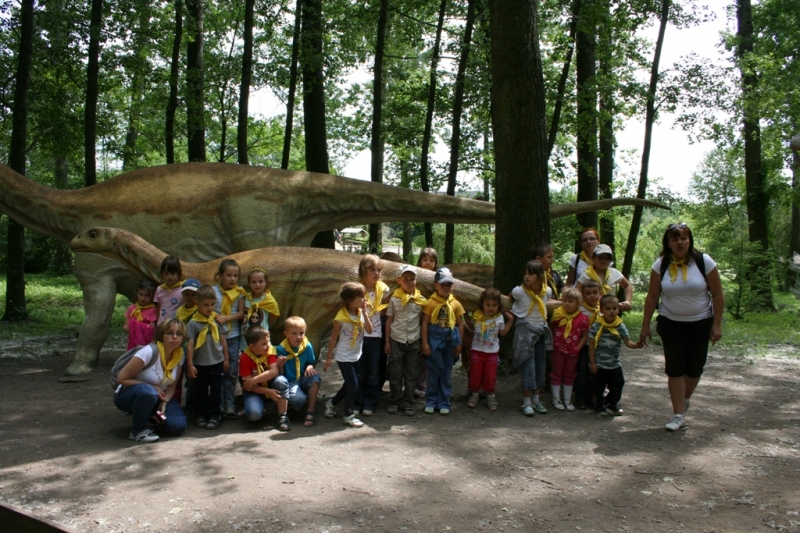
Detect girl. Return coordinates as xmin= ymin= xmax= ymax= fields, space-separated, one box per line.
xmin=124 ymin=279 xmax=158 ymax=349
xmin=467 ymin=288 xmax=514 ymax=411
xmin=243 ymin=267 xmax=280 ymax=331
xmin=415 ymin=247 xmax=439 ymax=398
xmin=548 ymin=287 xmax=590 ymax=411
xmin=575 ymin=244 xmax=633 ymax=311
xmin=154 ymin=256 xmax=184 ymax=324
xmin=566 ymin=228 xmax=600 ymax=286
xmin=323 ymin=282 xmax=373 ymax=427
xmin=421 ymin=268 xmax=466 ymax=415
xmin=510 ymin=260 xmax=552 ymax=416
xmin=357 ymin=255 xmax=390 ymax=416
xmin=214 ymin=259 xmax=246 ymax=418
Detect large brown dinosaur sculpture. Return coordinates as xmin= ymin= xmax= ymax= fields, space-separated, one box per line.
xmin=70 ymin=227 xmax=501 ymax=350
xmin=0 ymin=162 xmax=667 ymax=374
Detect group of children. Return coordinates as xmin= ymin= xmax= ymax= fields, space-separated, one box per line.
xmin=123 ymin=236 xmax=643 ymax=432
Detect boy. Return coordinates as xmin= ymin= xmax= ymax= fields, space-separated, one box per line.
xmin=385 ymin=264 xmax=427 ymax=416
xmin=588 ymin=294 xmax=641 ymax=416
xmin=274 ymin=316 xmax=321 ymax=427
xmin=531 ymin=242 xmax=564 ymax=301
xmin=177 ymin=278 xmax=200 ymax=325
xmin=574 ymin=280 xmax=601 ymax=410
xmin=186 ymin=285 xmax=230 ymax=430
xmin=240 ymin=325 xmax=290 ymax=431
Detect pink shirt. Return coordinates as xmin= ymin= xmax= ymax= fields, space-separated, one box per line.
xmin=550 ymin=313 xmax=589 ymax=356
xmin=154 ymin=286 xmax=184 ymax=325
xmin=125 ymin=304 xmax=158 ymax=349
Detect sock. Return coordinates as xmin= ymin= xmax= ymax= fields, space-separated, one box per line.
xmin=551 ymin=385 xmax=561 ymax=402
xmin=684 ymin=397 xmax=691 ymax=412
xmin=532 ymin=394 xmax=540 ymax=404
xmin=523 ymin=397 xmax=532 ymax=406
xmin=563 ymin=385 xmax=573 ymax=404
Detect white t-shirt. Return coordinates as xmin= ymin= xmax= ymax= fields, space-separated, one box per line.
xmin=569 ymin=254 xmax=592 ymax=283
xmin=133 ymin=344 xmax=184 ymax=392
xmin=334 ymin=313 xmax=366 ymax=363
xmin=365 ymin=286 xmax=390 ymax=338
xmin=577 ymin=267 xmax=624 ymax=294
xmin=510 ymin=285 xmax=551 ymax=327
xmin=652 ymin=254 xmax=716 ymax=322
xmin=471 ymin=314 xmax=505 ymax=353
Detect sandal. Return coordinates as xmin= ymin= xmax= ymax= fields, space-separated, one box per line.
xmin=278 ymin=414 xmax=291 ymax=432
xmin=206 ymin=418 xmax=220 ymax=430
xmin=195 ymin=417 xmax=208 ymax=429
xmin=304 ymin=411 xmax=316 ymax=427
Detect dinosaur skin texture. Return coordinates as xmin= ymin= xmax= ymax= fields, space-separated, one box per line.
xmin=0 ymin=162 xmax=667 ymax=374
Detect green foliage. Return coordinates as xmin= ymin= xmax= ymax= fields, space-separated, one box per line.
xmin=413 ymin=223 xmax=494 ymax=266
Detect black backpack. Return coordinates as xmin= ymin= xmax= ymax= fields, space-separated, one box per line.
xmin=110 ymin=342 xmax=160 ymax=389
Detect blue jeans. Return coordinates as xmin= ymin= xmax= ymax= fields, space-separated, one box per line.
xmin=114 ymin=383 xmax=186 ymax=435
xmin=243 ymin=376 xmax=289 ymax=421
xmin=222 ymin=336 xmax=241 ymax=410
xmin=520 ymin=337 xmax=546 ymax=391
xmin=425 ymin=349 xmax=455 ymax=410
xmin=333 ymin=361 xmax=359 ymax=416
xmin=357 ymin=337 xmax=383 ymax=411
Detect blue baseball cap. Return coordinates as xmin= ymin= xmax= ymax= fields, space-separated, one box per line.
xmin=181 ymin=278 xmax=201 ymax=291
xmin=434 ymin=267 xmax=455 ymax=284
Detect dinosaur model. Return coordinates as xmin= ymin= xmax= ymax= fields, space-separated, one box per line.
xmin=0 ymin=162 xmax=666 ymax=374
xmin=70 ymin=227 xmax=502 ymax=350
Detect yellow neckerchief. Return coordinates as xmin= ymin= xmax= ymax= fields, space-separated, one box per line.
xmin=157 ymin=341 xmax=183 ymax=384
xmin=522 ymin=283 xmax=547 ymax=321
xmin=365 ymin=281 xmax=390 ymax=317
xmin=585 ymin=265 xmax=614 ymax=295
xmin=192 ymin=312 xmax=220 ymax=350
xmin=159 ymin=280 xmax=184 ymax=291
xmin=391 ymin=287 xmax=427 ymax=307
xmin=176 ymin=304 xmax=197 ymax=324
xmin=582 ymin=301 xmax=600 ymax=325
xmin=280 ymin=338 xmax=310 ymax=377
xmin=551 ymin=306 xmax=581 ymax=339
xmin=668 ymin=254 xmax=689 ymax=283
xmin=472 ymin=310 xmax=500 ymax=337
xmin=580 ymin=251 xmax=593 ymax=268
xmin=219 ymin=285 xmax=248 ymax=317
xmin=244 ymin=345 xmax=277 ymax=376
xmin=594 ymin=315 xmax=623 ymax=348
xmin=335 ymin=307 xmax=364 ymax=347
xmin=131 ymin=302 xmax=155 ymax=322
xmin=545 ymin=270 xmax=560 ymax=299
xmin=245 ymin=291 xmax=280 ymax=323
xmin=429 ymin=292 xmax=457 ymax=329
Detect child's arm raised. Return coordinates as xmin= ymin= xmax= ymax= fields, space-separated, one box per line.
xmin=420 ymin=313 xmax=431 ymax=356
xmin=362 ymin=300 xmax=373 ymax=334
xmin=186 ymin=338 xmax=198 ymax=378
xmin=324 ymin=320 xmax=342 ymax=371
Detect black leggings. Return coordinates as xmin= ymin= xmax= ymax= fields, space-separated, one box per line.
xmin=657 ymin=316 xmax=713 ymax=378
xmin=333 ymin=361 xmax=359 ymax=416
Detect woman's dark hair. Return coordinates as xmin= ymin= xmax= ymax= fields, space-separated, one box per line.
xmin=160 ymin=255 xmax=182 ymax=277
xmin=479 ymin=288 xmax=504 ymax=313
xmin=660 ymin=223 xmax=702 ymax=264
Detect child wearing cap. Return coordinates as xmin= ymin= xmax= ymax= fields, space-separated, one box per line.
xmin=575 ymin=244 xmax=633 ymax=311
xmin=177 ymin=278 xmax=200 ymax=325
xmin=385 ymin=264 xmax=427 ymax=416
xmin=421 ymin=267 xmax=465 ymax=415
xmin=124 ymin=279 xmax=158 ymax=350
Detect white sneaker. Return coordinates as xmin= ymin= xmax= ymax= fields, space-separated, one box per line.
xmin=343 ymin=414 xmax=364 ymax=427
xmin=565 ymin=402 xmax=575 ymax=411
xmin=665 ymin=414 xmax=687 ymax=431
xmin=129 ymin=429 xmax=159 ymax=443
xmin=552 ymin=398 xmax=565 ymax=411
xmin=324 ymin=399 xmax=337 ymax=419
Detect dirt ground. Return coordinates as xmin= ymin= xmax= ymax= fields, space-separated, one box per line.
xmin=1 ymin=335 xmax=799 ymax=533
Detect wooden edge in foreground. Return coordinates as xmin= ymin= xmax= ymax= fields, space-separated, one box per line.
xmin=0 ymin=502 xmax=76 ymax=533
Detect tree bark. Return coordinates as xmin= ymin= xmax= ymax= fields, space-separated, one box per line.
xmin=281 ymin=0 xmax=303 ymax=169
xmin=575 ymin=0 xmax=598 ymax=237
xmin=237 ymin=0 xmax=255 ymax=165
xmin=490 ymin=0 xmax=550 ymax=294
xmin=547 ymin=0 xmax=579 ymax=160
xmin=419 ymin=0 xmax=447 ymax=247
xmin=166 ymin=0 xmax=183 ymax=164
xmin=368 ymin=0 xmax=389 ymax=253
xmin=597 ymin=1 xmax=614 ymax=250
xmin=186 ymin=0 xmax=206 ymax=162
xmin=84 ymin=0 xmax=103 ymax=186
xmin=123 ymin=7 xmax=150 ymax=171
xmin=790 ymin=134 xmax=800 ymax=288
xmin=620 ymin=0 xmax=669 ymax=281
xmin=4 ymin=0 xmax=35 ymax=321
xmin=444 ymin=0 xmax=478 ymax=264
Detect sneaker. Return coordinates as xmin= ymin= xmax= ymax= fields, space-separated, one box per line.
xmin=223 ymin=406 xmax=238 ymax=419
xmin=552 ymin=398 xmax=565 ymax=411
xmin=343 ymin=414 xmax=364 ymax=427
xmin=684 ymin=398 xmax=691 ymax=413
xmin=324 ymin=399 xmax=337 ymax=419
xmin=278 ymin=414 xmax=291 ymax=432
xmin=487 ymin=394 xmax=498 ymax=412
xmin=533 ymin=402 xmax=548 ymax=414
xmin=352 ymin=408 xmax=361 ymax=416
xmin=387 ymin=404 xmax=399 ymax=415
xmin=565 ymin=402 xmax=575 ymax=412
xmin=522 ymin=404 xmax=535 ymax=417
xmin=439 ymin=408 xmax=450 ymax=415
xmin=575 ymin=402 xmax=588 ymax=411
xmin=129 ymin=429 xmax=159 ymax=443
xmin=404 ymin=405 xmax=416 ymax=416
xmin=361 ymin=409 xmax=374 ymax=417
xmin=605 ymin=405 xmax=623 ymax=416
xmin=424 ymin=407 xmax=435 ymax=415
xmin=665 ymin=414 xmax=687 ymax=431
xmin=467 ymin=393 xmax=479 ymax=408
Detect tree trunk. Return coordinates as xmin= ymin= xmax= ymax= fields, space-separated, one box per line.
xmin=4 ymin=0 xmax=35 ymax=321
xmin=547 ymin=0 xmax=579 ymax=160
xmin=597 ymin=2 xmax=614 ymax=250
xmin=444 ymin=0 xmax=478 ymax=264
xmin=281 ymin=0 xmax=303 ymax=169
xmin=419 ymin=0 xmax=447 ymax=247
xmin=400 ymin=158 xmax=413 ymax=262
xmin=736 ymin=0 xmax=774 ymax=310
xmin=166 ymin=0 xmax=182 ymax=164
xmin=84 ymin=0 xmax=103 ymax=186
xmin=186 ymin=0 xmax=206 ymax=162
xmin=575 ymin=0 xmax=598 ymax=237
xmin=620 ymin=0 xmax=670 ymax=281
xmin=790 ymin=134 xmax=800 ymax=288
xmin=490 ymin=0 xmax=550 ymax=294
xmin=123 ymin=7 xmax=150 ymax=171
xmin=237 ymin=0 xmax=255 ymax=165
xmin=368 ymin=0 xmax=389 ymax=253
xmin=302 ymin=0 xmax=334 ymax=249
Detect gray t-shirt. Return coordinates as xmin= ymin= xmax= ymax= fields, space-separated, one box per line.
xmin=187 ymin=318 xmax=229 ymax=366
xmin=588 ymin=321 xmax=630 ymax=370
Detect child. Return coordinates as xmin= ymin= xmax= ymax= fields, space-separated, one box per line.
xmin=415 ymin=247 xmax=439 ymax=398
xmin=214 ymin=259 xmax=246 ymax=418
xmin=176 ymin=278 xmax=200 ymax=325
xmin=548 ymin=287 xmax=589 ymax=411
xmin=574 ymin=280 xmax=602 ymax=410
xmin=186 ymin=284 xmax=230 ymax=430
xmin=467 ymin=288 xmax=514 ymax=411
xmin=576 ymin=244 xmax=633 ymax=311
xmin=532 ymin=243 xmax=564 ymax=301
xmin=243 ymin=267 xmax=280 ymax=331
xmin=154 ymin=256 xmax=184 ymax=324
xmin=124 ymin=279 xmax=158 ymax=349
xmin=588 ymin=294 xmax=641 ymax=415
xmin=323 ymin=282 xmax=373 ymax=427
xmin=357 ymin=255 xmax=390 ymax=416
xmin=510 ymin=260 xmax=552 ymax=417
xmin=385 ymin=264 xmax=427 ymax=416
xmin=274 ymin=316 xmax=321 ymax=427
xmin=421 ymin=267 xmax=465 ymax=415
xmin=239 ymin=325 xmax=290 ymax=431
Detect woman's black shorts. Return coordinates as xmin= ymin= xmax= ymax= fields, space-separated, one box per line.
xmin=656 ymin=315 xmax=713 ymax=378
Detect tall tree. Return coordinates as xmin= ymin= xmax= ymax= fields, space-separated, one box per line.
xmin=368 ymin=0 xmax=389 ymax=252
xmin=166 ymin=0 xmax=183 ymax=164
xmin=237 ymin=0 xmax=255 ymax=165
xmin=597 ymin=0 xmax=614 ymax=251
xmin=185 ymin=0 xmax=206 ymax=162
xmin=546 ymin=0 xmax=578 ymax=161
xmin=791 ymin=133 xmax=800 ymax=288
xmin=84 ymin=0 xmax=103 ymax=186
xmin=122 ymin=3 xmax=151 ymax=171
xmin=4 ymin=0 xmax=35 ymax=321
xmin=281 ymin=0 xmax=303 ymax=169
xmin=574 ymin=0 xmax=598 ymax=235
xmin=490 ymin=0 xmax=550 ymax=293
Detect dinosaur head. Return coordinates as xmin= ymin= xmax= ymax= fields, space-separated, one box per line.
xmin=70 ymin=227 xmax=117 ymax=253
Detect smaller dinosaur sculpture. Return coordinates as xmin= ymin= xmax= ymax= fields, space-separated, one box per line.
xmin=70 ymin=227 xmax=504 ymax=350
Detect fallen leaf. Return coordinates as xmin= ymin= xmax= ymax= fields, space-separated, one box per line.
xmin=169 ymin=507 xmax=182 ymax=514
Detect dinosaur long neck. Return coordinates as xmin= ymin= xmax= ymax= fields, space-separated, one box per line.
xmin=101 ymin=230 xmax=172 ymax=282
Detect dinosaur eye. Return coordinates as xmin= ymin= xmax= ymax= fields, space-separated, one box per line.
xmin=89 ymin=230 xmax=98 ymax=239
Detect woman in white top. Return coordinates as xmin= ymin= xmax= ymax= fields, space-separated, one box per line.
xmin=566 ymin=228 xmax=600 ymax=286
xmin=639 ymin=223 xmax=724 ymax=432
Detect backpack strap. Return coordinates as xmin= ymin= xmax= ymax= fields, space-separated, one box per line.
xmin=658 ymin=252 xmax=708 ymax=288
